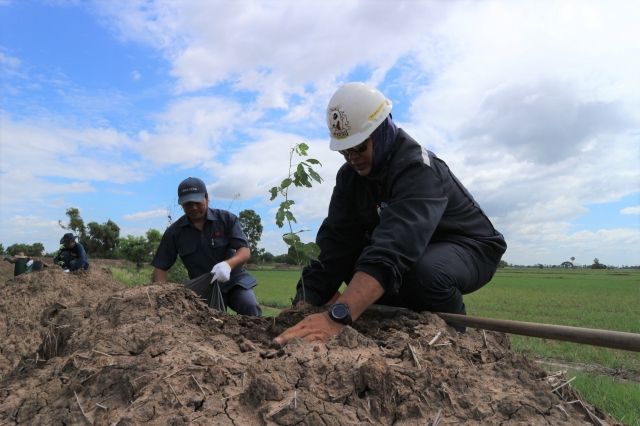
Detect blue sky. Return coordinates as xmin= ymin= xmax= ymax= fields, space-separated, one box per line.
xmin=1 ymin=0 xmax=639 ymax=266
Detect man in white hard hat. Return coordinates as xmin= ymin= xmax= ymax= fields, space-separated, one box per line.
xmin=275 ymin=82 xmax=506 ymax=344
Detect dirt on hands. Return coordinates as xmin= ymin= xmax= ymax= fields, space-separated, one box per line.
xmin=0 ymin=266 xmax=615 ymax=425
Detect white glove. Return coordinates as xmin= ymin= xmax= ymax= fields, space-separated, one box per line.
xmin=210 ymin=261 xmax=231 ymax=283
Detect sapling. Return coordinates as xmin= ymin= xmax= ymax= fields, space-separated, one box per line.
xmin=269 ymin=142 xmax=323 ymax=303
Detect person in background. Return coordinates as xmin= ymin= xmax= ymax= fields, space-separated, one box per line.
xmin=275 ymin=82 xmax=507 ymax=344
xmin=54 ymin=233 xmax=90 ymax=271
xmin=152 ymin=177 xmax=261 ymax=316
xmin=4 ymin=252 xmax=34 ymax=276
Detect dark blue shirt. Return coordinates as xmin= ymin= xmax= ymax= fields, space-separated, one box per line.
xmin=152 ymin=208 xmax=256 ymax=292
xmin=54 ymin=242 xmax=89 ymax=271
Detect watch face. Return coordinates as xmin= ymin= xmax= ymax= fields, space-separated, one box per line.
xmin=331 ymin=303 xmax=349 ymax=320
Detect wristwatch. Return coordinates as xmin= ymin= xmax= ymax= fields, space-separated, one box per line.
xmin=328 ymin=303 xmax=353 ymax=326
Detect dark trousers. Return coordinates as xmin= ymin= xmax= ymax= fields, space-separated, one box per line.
xmin=223 ymin=286 xmax=262 ymax=317
xmin=185 ymin=274 xmax=262 ymax=317
xmin=57 ymin=251 xmax=88 ymax=271
xmin=376 ymin=242 xmax=498 ymax=315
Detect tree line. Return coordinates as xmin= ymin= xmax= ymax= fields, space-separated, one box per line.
xmin=6 ymin=208 xmax=631 ymax=269
xmin=0 ymin=207 xmax=303 ymax=267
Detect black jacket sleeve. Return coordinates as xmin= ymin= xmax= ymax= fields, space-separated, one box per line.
xmin=293 ymin=176 xmax=366 ymax=306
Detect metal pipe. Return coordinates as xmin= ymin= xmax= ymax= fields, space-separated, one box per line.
xmin=437 ymin=312 xmax=640 ymax=352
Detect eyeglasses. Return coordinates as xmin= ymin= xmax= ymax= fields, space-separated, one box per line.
xmin=339 ymin=139 xmax=369 ymax=157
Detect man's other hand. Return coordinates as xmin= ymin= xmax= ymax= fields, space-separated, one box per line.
xmin=210 ymin=261 xmax=231 ymax=283
xmin=274 ymin=312 xmax=343 ymax=345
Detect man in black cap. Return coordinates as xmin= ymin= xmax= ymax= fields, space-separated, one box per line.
xmin=152 ymin=177 xmax=261 ymax=316
xmin=54 ymin=233 xmax=90 ymax=271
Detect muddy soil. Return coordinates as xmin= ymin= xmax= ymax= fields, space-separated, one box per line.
xmin=0 ymin=267 xmax=617 ymax=425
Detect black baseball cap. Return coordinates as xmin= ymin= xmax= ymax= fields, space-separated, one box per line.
xmin=60 ymin=233 xmax=75 ymax=244
xmin=178 ymin=177 xmax=208 ymax=205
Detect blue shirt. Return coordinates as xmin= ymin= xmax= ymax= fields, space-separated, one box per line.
xmin=54 ymin=242 xmax=89 ymax=271
xmin=152 ymin=208 xmax=256 ymax=292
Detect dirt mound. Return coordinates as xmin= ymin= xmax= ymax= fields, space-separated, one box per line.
xmin=0 ymin=269 xmax=616 ymax=425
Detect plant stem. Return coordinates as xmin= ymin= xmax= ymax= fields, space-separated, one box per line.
xmin=284 ymin=146 xmax=306 ymax=302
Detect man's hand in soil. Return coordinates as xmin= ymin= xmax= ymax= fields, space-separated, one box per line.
xmin=274 ymin=312 xmax=343 ymax=344
xmin=274 ymin=272 xmax=385 ymax=346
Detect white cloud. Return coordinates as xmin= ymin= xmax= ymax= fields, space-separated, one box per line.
xmin=205 ymin=130 xmax=342 ymax=237
xmin=397 ymin=0 xmax=640 ymax=266
xmin=0 ymin=50 xmax=21 ymax=74
xmin=94 ymin=0 xmax=450 ymax=94
xmin=131 ymin=70 xmax=141 ymax=81
xmin=0 ymin=115 xmax=146 ymax=214
xmin=2 ymin=215 xmax=64 ymax=252
xmin=123 ymin=209 xmax=168 ymax=221
xmin=505 ymin=227 xmax=640 ymax=267
xmin=137 ymin=96 xmax=260 ymax=166
xmin=621 ymin=206 xmax=640 ymax=215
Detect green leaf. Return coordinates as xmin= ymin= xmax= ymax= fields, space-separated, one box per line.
xmin=280 ymin=178 xmax=292 ymax=189
xmin=280 ymin=200 xmax=295 ymax=211
xmin=306 ymin=158 xmax=321 ymax=165
xmin=308 ymin=168 xmax=323 ymax=183
xmin=296 ymin=143 xmax=309 ymax=155
xmin=285 ymin=211 xmax=297 ymax=223
xmin=302 ymin=242 xmax=320 ymax=260
xmin=275 ymin=210 xmax=285 ymax=228
xmin=282 ymin=233 xmax=301 ymax=245
xmin=293 ymin=168 xmax=309 ymax=188
xmin=269 ymin=187 xmax=278 ymax=201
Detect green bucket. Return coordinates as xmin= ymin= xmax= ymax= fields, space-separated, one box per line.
xmin=13 ymin=258 xmax=34 ymax=276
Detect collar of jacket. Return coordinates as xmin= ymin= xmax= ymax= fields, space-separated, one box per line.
xmin=179 ymin=207 xmax=217 ymax=227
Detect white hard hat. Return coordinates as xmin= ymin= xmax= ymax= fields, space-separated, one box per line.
xmin=326 ymin=82 xmax=392 ymax=151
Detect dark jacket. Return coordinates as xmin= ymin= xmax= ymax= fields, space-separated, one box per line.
xmin=54 ymin=242 xmax=89 ymax=271
xmin=296 ymin=129 xmax=506 ymax=305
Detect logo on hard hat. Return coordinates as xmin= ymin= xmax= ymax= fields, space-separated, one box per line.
xmin=328 ymin=107 xmax=351 ymax=139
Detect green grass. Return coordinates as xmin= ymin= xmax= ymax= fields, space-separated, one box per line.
xmin=109 ymin=265 xmax=640 ymax=424
xmin=110 ymin=266 xmax=152 ymax=287
xmin=570 ymin=372 xmax=640 ymax=425
xmin=252 ymin=269 xmax=301 ymax=308
xmin=465 ymin=269 xmax=640 ymax=373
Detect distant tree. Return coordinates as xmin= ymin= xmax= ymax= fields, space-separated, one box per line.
xmin=560 ymin=261 xmax=573 ymax=268
xmin=117 ymin=229 xmax=164 ymax=270
xmin=273 ymin=253 xmax=296 ymax=264
xmin=570 ymin=256 xmax=575 ymax=263
xmin=6 ymin=243 xmax=44 ymax=257
xmin=146 ymin=229 xmax=162 ymax=254
xmin=84 ymin=220 xmax=120 ymax=258
xmin=591 ymin=258 xmax=607 ymax=269
xmin=58 ymin=207 xmax=124 ymax=258
xmin=261 ymin=251 xmax=275 ymax=263
xmin=497 ymin=259 xmax=509 ymax=268
xmin=238 ymin=209 xmax=263 ymax=259
xmin=59 ymin=207 xmax=87 ymax=240
xmin=32 ymin=243 xmax=44 ymax=256
xmin=118 ymin=235 xmax=149 ymax=269
xmin=0 ymin=243 xmax=4 ymax=255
